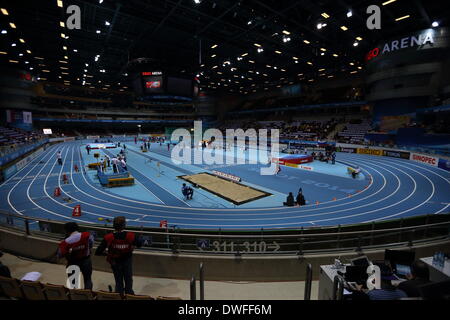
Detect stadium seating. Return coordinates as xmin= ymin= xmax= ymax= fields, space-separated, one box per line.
xmin=125 ymin=294 xmax=155 ymax=300
xmin=42 ymin=283 xmax=70 ymax=300
xmin=0 ymin=275 xmax=181 ymax=300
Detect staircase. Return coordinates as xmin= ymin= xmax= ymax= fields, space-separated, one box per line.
xmin=327 ymin=123 xmax=346 ymax=141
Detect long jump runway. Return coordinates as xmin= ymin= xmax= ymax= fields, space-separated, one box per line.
xmin=1 ymin=141 xmax=449 ymax=230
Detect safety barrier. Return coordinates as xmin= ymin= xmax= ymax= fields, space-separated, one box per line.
xmin=0 ymin=210 xmax=449 ymax=255
xmin=107 ymin=177 xmax=135 ymax=187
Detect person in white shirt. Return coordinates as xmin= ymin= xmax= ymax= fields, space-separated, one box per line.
xmin=57 ymin=151 xmax=62 ymax=165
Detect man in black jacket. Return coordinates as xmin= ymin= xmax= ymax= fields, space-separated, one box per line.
xmin=398 ymin=260 xmax=431 ymax=297
xmin=283 ymin=192 xmax=295 ymax=206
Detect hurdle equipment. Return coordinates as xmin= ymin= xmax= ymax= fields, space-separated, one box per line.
xmin=107 ymin=177 xmax=135 ymax=187
xmin=72 ymin=205 xmax=82 ymax=217
xmin=54 ymin=187 xmax=61 ymax=197
xmin=88 ymin=162 xmax=102 ymax=169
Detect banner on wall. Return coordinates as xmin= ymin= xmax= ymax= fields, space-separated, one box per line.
xmin=23 ymin=111 xmax=32 ymax=124
xmin=383 ymin=150 xmax=411 ymax=159
xmin=357 ymin=148 xmax=383 ymax=156
xmin=438 ymin=158 xmax=450 ymax=172
xmin=410 ymin=153 xmax=439 ymax=166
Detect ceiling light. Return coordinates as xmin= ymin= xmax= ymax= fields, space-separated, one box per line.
xmin=57 ymin=0 xmax=63 ymax=8
xmin=347 ymin=10 xmax=352 ymax=18
xmin=353 ymin=42 xmax=359 ymax=47
xmin=333 ymin=54 xmax=339 ymax=57
xmin=382 ymin=0 xmax=397 ymax=5
xmin=9 ymin=60 xmax=19 ymax=63
xmin=211 ymin=54 xmax=216 ymax=57
xmin=341 ymin=26 xmax=348 ymax=31
xmin=1 ymin=8 xmax=9 ymax=15
xmin=356 ymin=37 xmax=363 ymax=41
xmin=395 ymin=15 xmax=410 ymax=22
xmin=303 ymin=40 xmax=310 ymax=44
xmin=61 ymin=33 xmax=66 ymax=38
xmin=63 ymin=46 xmax=67 ymax=50
xmin=96 ymin=30 xmax=101 ymax=34
xmin=282 ymin=30 xmax=290 ymax=35
xmin=0 ymin=51 xmax=7 ymax=54
xmin=19 ymin=39 xmax=25 ymax=43
xmin=9 ymin=23 xmax=16 ymax=29
xmin=105 ymin=21 xmax=110 ymax=26
xmin=1 ymin=30 xmax=7 ymax=34
xmin=275 ymin=50 xmax=282 ymax=54
xmin=320 ymin=48 xmax=326 ymax=52
xmin=254 ymin=43 xmax=261 ymax=47
xmin=257 ymin=48 xmax=264 ymax=53
xmin=432 ymin=21 xmax=439 ymax=28
xmin=211 ymin=44 xmax=218 ymax=49
xmin=60 ymin=21 xmax=65 ymax=27
xmin=11 ymin=43 xmax=16 ymax=47
xmin=321 ymin=13 xmax=330 ymax=19
xmin=241 ymin=53 xmax=248 ymax=57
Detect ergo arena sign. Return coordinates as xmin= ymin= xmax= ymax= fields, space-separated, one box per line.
xmin=365 ymin=31 xmax=435 ymax=62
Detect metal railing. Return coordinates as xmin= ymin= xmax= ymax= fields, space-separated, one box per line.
xmin=1 ymin=210 xmax=449 ymax=255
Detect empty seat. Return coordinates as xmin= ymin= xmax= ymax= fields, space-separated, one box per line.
xmin=125 ymin=294 xmax=155 ymax=300
xmin=69 ymin=288 xmax=95 ymax=300
xmin=42 ymin=283 xmax=70 ymax=300
xmin=0 ymin=276 xmax=24 ymax=299
xmin=20 ymin=280 xmax=46 ymax=300
xmin=94 ymin=290 xmax=123 ymax=300
xmin=156 ymin=296 xmax=182 ymax=300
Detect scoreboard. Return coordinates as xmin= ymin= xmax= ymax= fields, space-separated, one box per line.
xmin=132 ymin=70 xmax=197 ymax=98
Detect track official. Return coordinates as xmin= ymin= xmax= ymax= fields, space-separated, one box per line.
xmin=95 ymin=216 xmax=142 ymax=295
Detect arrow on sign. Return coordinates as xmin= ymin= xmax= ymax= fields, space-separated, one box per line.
xmin=268 ymin=241 xmax=280 ymax=251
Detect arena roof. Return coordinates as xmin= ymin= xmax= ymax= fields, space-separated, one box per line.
xmin=0 ymin=0 xmax=448 ymax=94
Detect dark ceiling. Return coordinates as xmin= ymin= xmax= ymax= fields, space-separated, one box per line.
xmin=0 ymin=0 xmax=448 ymax=95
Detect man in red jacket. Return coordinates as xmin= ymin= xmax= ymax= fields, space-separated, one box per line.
xmin=95 ymin=216 xmax=142 ymax=295
xmin=57 ymin=222 xmax=94 ymax=289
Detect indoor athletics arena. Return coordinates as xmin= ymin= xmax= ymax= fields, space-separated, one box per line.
xmin=0 ymin=0 xmax=449 ymax=313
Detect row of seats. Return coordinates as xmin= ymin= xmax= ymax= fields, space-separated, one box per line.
xmin=0 ymin=276 xmax=182 ymax=301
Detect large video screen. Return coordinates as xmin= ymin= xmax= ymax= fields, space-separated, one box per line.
xmin=167 ymin=77 xmax=193 ymax=97
xmin=142 ymin=71 xmax=164 ymax=94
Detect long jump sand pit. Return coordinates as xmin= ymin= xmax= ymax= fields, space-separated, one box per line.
xmin=178 ymin=172 xmax=272 ymax=205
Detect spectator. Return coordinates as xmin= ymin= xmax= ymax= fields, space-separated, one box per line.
xmin=283 ymin=192 xmax=295 ymax=206
xmin=331 ymin=152 xmax=336 ymax=165
xmin=0 ymin=251 xmax=12 ymax=278
xmin=57 ymin=222 xmax=94 ymax=290
xmin=397 ymin=260 xmax=431 ymax=297
xmin=95 ymin=216 xmax=142 ymax=295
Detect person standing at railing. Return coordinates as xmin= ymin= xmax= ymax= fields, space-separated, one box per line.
xmin=95 ymin=216 xmax=143 ymax=296
xmin=57 ymin=222 xmax=94 ymax=290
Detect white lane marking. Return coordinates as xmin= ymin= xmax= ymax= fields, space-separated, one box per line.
xmin=25 ymin=145 xmax=93 ymax=223
xmin=6 ymin=145 xmax=59 ymax=215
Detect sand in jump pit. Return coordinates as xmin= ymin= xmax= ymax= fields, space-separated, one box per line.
xmin=179 ymin=172 xmax=271 ymax=205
